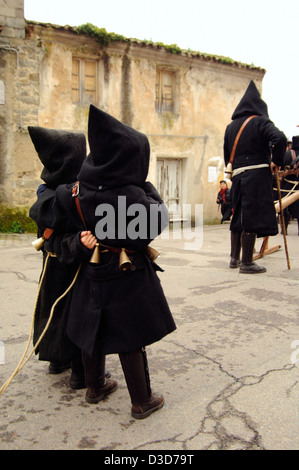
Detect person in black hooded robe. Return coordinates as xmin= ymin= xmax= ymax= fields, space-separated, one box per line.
xmin=29 ymin=126 xmax=89 ymax=387
xmin=30 ymin=105 xmax=176 ymax=419
xmin=224 ymin=81 xmax=287 ymax=273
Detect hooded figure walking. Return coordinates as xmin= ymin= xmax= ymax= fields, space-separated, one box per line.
xmin=29 ymin=127 xmax=87 ymax=383
xmin=30 ymin=105 xmax=176 ymax=419
xmin=224 ymin=80 xmax=287 ymax=273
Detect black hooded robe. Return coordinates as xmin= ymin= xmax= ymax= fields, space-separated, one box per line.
xmin=224 ymin=81 xmax=287 ymax=237
xmin=30 ymin=106 xmax=176 ymax=358
xmin=29 ymin=127 xmax=86 ymax=363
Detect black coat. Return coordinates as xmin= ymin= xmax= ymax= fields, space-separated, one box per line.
xmin=29 ymin=127 xmax=87 ymax=363
xmin=40 ymin=183 xmax=176 ymax=358
xmin=30 ymin=106 xmax=176 ymax=358
xmin=224 ymin=81 xmax=286 ymax=237
xmin=33 ymin=241 xmax=78 ymax=363
xmin=33 ymin=230 xmax=94 ymax=362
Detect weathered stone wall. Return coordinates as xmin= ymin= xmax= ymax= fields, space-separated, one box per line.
xmin=0 ymin=0 xmax=25 ymax=40
xmin=0 ymin=26 xmax=41 ymax=205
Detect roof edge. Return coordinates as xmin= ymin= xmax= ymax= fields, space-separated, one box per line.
xmin=25 ymin=20 xmax=266 ymax=72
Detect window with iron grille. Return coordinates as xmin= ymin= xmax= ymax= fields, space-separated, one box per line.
xmin=72 ymin=58 xmax=97 ymax=105
xmin=155 ymin=69 xmax=175 ymax=113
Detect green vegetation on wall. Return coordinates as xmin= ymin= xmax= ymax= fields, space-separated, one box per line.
xmin=76 ymin=23 xmax=129 ymax=46
xmin=76 ymin=23 xmax=262 ymax=69
xmin=0 ymin=206 xmax=37 ymax=234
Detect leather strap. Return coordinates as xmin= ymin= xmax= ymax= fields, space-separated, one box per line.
xmin=99 ymin=242 xmax=136 ymax=254
xmin=43 ymin=228 xmax=54 ymax=239
xmin=72 ymin=181 xmax=87 ymax=230
xmin=229 ymin=115 xmax=257 ymax=164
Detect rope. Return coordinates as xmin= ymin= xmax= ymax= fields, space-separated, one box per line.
xmin=273 ymin=184 xmax=299 ymax=204
xmin=0 ymin=253 xmax=81 ymax=397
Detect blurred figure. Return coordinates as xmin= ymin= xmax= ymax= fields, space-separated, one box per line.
xmin=216 ymin=180 xmax=232 ymax=223
xmin=281 ymin=136 xmax=299 ymax=235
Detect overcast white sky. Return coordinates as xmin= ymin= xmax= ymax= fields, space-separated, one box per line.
xmin=24 ymin=0 xmax=299 ymax=139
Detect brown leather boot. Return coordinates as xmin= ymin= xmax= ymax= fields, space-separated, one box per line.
xmin=85 ymin=378 xmax=118 ymax=404
xmin=131 ymin=392 xmax=164 ymax=419
xmin=82 ymin=350 xmax=117 ymax=403
xmin=119 ymin=349 xmax=164 ymax=419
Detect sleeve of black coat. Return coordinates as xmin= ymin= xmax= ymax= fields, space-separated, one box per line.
xmin=259 ymin=119 xmax=287 ymax=167
xmin=143 ymin=182 xmax=169 ymax=235
xmin=30 ymin=183 xmax=83 ymax=232
xmin=29 ymin=188 xmax=56 ymax=228
xmin=44 ymin=231 xmax=93 ymax=265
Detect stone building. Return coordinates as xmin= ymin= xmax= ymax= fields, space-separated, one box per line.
xmin=0 ymin=0 xmax=265 ymax=222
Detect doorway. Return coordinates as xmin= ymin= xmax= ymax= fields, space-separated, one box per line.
xmin=157 ymin=158 xmax=182 ymax=220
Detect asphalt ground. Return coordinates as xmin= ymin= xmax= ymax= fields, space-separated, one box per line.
xmin=0 ymin=223 xmax=298 ymax=452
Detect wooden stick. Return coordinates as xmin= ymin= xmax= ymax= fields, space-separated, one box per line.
xmin=275 ymin=166 xmax=291 ymax=270
xmin=253 ymin=236 xmax=281 ymax=260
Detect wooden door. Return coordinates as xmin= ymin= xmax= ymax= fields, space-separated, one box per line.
xmin=157 ymin=159 xmax=181 ymax=219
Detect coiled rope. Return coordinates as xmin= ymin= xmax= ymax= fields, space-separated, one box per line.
xmin=0 ymin=253 xmax=81 ymax=396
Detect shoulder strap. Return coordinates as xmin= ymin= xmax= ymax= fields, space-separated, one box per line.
xmin=72 ymin=181 xmax=87 ymax=230
xmin=229 ymin=115 xmax=257 ymax=164
xmin=43 ymin=227 xmax=54 ymax=240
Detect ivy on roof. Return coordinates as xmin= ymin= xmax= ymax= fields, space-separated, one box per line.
xmin=76 ymin=23 xmax=129 ymax=46
xmin=75 ymin=23 xmax=262 ymax=70
xmin=76 ymin=23 xmax=183 ymax=55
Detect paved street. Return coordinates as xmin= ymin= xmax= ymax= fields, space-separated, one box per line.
xmin=0 ymin=224 xmax=298 ymax=451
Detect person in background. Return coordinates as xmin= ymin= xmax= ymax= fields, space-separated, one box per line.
xmin=281 ymin=136 xmax=299 ymax=235
xmin=29 ymin=127 xmax=91 ymax=388
xmin=216 ymin=180 xmax=233 ymax=223
xmin=224 ymin=80 xmax=286 ymax=273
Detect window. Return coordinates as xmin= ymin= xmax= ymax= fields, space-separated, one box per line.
xmin=155 ymin=69 xmax=175 ymax=112
xmin=72 ymin=58 xmax=97 ymax=105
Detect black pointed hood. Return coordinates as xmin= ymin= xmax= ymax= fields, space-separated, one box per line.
xmin=28 ymin=126 xmax=86 ymax=188
xmin=231 ymin=80 xmax=269 ymax=120
xmin=78 ymin=105 xmax=150 ymax=190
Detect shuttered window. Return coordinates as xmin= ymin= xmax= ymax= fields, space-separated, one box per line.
xmin=72 ymin=58 xmax=97 ymax=105
xmin=155 ymin=70 xmax=175 ymax=112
